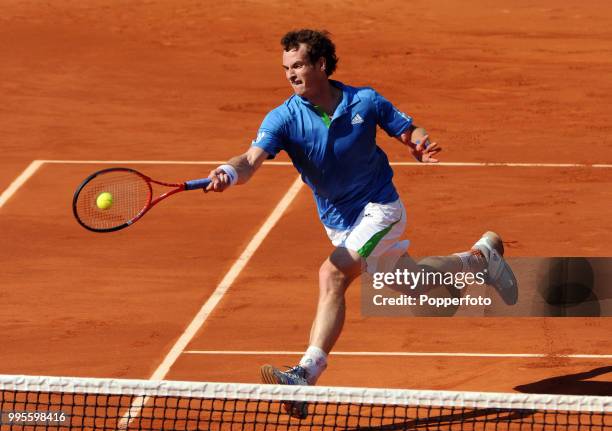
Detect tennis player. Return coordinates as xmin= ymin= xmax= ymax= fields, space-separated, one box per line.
xmin=205 ymin=29 xmax=517 ymax=418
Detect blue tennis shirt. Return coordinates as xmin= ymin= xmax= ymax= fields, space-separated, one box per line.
xmin=252 ymin=80 xmax=413 ymax=230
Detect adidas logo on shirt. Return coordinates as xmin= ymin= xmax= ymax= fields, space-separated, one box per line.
xmin=351 ymin=113 xmax=364 ymax=125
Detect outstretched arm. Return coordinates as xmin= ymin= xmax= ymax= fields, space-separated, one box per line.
xmin=205 ymin=146 xmax=270 ymax=192
xmin=396 ymin=126 xmax=441 ymax=163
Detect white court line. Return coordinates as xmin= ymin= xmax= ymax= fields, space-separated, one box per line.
xmin=0 ymin=160 xmax=44 ymax=209
xmin=4 ymin=159 xmax=607 ymax=208
xmin=391 ymin=162 xmax=612 ymax=168
xmin=183 ymin=350 xmax=612 ymax=359
xmin=39 ymin=159 xmax=612 ymax=168
xmin=42 ymin=159 xmax=255 ymax=165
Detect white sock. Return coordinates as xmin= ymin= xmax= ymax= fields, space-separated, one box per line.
xmin=454 ymin=249 xmax=487 ymax=273
xmin=299 ymin=345 xmax=328 ymax=384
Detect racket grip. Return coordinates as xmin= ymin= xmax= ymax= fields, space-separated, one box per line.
xmin=185 ymin=178 xmax=212 ymax=190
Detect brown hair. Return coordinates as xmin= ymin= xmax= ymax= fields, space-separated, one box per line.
xmin=281 ymin=29 xmax=338 ymax=76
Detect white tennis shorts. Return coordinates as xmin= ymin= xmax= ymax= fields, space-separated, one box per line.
xmin=324 ymin=199 xmax=409 ymax=274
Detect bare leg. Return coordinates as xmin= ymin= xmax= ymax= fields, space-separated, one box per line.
xmin=417 ymin=255 xmax=463 ymax=273
xmin=309 ymin=247 xmax=363 ymax=353
xmin=261 ymin=249 xmax=363 ymax=416
xmin=308 ymin=248 xmax=483 ymax=350
xmin=304 ymin=248 xmax=483 ymax=377
xmin=377 ymin=232 xmax=507 ymax=303
xmin=414 ymin=231 xmax=504 ymax=277
xmin=374 ymin=238 xmax=494 ymax=301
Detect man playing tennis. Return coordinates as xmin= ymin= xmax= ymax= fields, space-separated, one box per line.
xmin=205 ymin=29 xmax=517 ymax=419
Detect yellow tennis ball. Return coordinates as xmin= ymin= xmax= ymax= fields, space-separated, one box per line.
xmin=96 ymin=192 xmax=113 ymax=210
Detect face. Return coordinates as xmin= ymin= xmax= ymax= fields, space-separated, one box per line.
xmin=282 ymin=43 xmax=326 ymax=98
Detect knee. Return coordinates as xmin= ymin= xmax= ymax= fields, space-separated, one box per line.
xmin=318 ymin=260 xmax=349 ymax=297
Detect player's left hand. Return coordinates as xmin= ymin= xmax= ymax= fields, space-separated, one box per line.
xmin=410 ymin=134 xmax=441 ymax=163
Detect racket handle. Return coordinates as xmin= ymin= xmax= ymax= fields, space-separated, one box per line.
xmin=185 ymin=178 xmax=212 ymax=190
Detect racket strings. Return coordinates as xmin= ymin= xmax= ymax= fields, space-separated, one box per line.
xmin=75 ymin=171 xmax=151 ymax=231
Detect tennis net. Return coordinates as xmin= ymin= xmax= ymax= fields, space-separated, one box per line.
xmin=0 ymin=374 xmax=609 ymax=430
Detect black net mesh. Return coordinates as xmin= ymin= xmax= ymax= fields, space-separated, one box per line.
xmin=0 ymin=375 xmax=609 ymax=430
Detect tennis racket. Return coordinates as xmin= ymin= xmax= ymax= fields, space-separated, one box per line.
xmin=72 ymin=167 xmax=211 ymax=233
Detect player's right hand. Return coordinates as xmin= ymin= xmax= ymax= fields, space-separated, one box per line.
xmin=204 ymin=167 xmax=232 ymax=193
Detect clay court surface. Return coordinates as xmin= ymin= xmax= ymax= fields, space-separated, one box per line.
xmin=1 ymin=0 xmax=611 ymax=395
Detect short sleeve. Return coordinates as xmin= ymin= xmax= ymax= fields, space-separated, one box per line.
xmin=251 ymin=108 xmax=287 ymax=159
xmin=373 ymin=90 xmax=413 ymax=137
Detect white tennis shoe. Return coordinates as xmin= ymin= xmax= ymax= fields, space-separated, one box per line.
xmin=472 ymin=231 xmax=518 ymax=305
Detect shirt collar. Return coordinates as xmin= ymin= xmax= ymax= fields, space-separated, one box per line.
xmin=296 ymin=80 xmax=360 ymax=117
